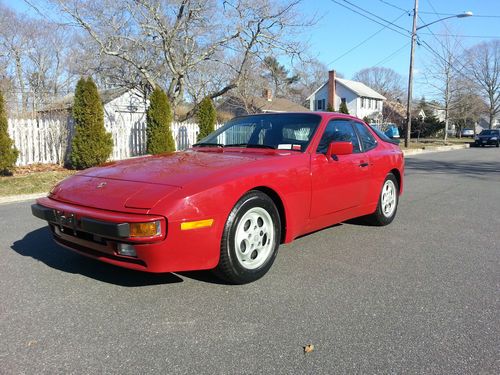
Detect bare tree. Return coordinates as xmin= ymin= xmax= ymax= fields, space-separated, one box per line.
xmin=50 ymin=0 xmax=313 ymax=118
xmin=352 ymin=67 xmax=405 ymax=101
xmin=421 ymin=34 xmax=466 ymax=141
xmin=465 ymin=40 xmax=500 ymax=129
xmin=0 ymin=3 xmax=77 ymax=115
xmin=286 ymin=58 xmax=329 ymax=105
xmin=449 ymin=78 xmax=487 ymax=137
xmin=0 ymin=4 xmax=31 ymax=113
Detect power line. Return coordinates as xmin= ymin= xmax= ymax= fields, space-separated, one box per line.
xmin=329 ymin=0 xmax=410 ymax=38
xmin=378 ymin=0 xmax=410 ymax=14
xmin=327 ymin=10 xmax=408 ymax=65
xmin=419 ymin=39 xmax=476 ymax=83
xmin=340 ymin=0 xmax=409 ymax=33
xmin=373 ymin=42 xmax=411 ymax=66
xmin=419 ymin=0 xmax=476 ymax=82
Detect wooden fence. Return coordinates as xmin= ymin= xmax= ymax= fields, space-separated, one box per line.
xmin=7 ymin=118 xmax=220 ymax=166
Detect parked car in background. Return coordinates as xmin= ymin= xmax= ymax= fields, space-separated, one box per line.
xmin=475 ymin=129 xmax=500 ymax=147
xmin=32 ymin=112 xmax=404 ymax=284
xmin=369 ymin=125 xmax=400 ymax=145
xmin=384 ymin=124 xmax=400 ymax=139
xmin=461 ymin=128 xmax=474 ymax=138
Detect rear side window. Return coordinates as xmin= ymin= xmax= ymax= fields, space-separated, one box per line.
xmin=317 ymin=120 xmax=361 ymax=154
xmin=353 ymin=121 xmax=377 ymax=151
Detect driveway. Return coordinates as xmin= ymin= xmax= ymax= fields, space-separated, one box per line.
xmin=1 ymin=147 xmax=499 ymax=374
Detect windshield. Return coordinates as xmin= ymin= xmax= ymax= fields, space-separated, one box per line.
xmin=480 ymin=130 xmax=499 ymax=136
xmin=195 ymin=113 xmax=322 ymax=152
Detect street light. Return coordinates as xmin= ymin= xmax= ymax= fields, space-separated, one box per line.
xmin=404 ymin=1 xmax=472 ymax=148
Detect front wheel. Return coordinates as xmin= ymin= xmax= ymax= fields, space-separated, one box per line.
xmin=215 ymin=191 xmax=281 ymax=284
xmin=366 ymin=173 xmax=399 ymax=226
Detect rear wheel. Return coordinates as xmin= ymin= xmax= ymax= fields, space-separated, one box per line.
xmin=215 ymin=191 xmax=281 ymax=284
xmin=366 ymin=173 xmax=399 ymax=226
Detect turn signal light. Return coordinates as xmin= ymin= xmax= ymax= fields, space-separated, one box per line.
xmin=181 ymin=219 xmax=214 ymax=230
xmin=129 ymin=221 xmax=161 ymax=237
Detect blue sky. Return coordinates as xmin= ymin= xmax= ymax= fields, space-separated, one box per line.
xmin=5 ymin=0 xmax=500 ymax=100
xmin=298 ymin=0 xmax=500 ymax=97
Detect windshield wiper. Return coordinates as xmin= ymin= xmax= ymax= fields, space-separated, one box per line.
xmin=192 ymin=142 xmax=224 ymax=148
xmin=225 ymin=143 xmax=275 ymax=149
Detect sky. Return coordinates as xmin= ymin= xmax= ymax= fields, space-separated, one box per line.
xmin=297 ymin=0 xmax=500 ymax=98
xmin=5 ymin=0 xmax=500 ymax=100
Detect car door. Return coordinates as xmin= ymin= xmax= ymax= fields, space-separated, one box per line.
xmin=310 ymin=119 xmax=370 ymax=218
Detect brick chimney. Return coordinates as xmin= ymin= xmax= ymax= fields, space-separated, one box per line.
xmin=328 ymin=70 xmax=336 ymax=110
xmin=263 ymin=88 xmax=272 ymax=102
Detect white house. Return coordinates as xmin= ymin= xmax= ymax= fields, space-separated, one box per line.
xmin=39 ymin=87 xmax=148 ymax=126
xmin=307 ymin=70 xmax=386 ymax=122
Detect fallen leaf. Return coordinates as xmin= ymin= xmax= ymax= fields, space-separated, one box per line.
xmin=27 ymin=340 xmax=37 ymax=347
xmin=304 ymin=344 xmax=314 ymax=353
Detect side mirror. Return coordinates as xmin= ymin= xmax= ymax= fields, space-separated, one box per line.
xmin=326 ymin=141 xmax=353 ymax=160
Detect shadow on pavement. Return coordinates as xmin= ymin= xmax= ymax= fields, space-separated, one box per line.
xmin=11 ymin=227 xmax=184 ymax=287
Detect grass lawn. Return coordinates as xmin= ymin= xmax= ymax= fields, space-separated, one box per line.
xmin=401 ymin=137 xmax=473 ymax=149
xmin=0 ymin=167 xmax=75 ymax=197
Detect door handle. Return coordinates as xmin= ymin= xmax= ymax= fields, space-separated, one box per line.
xmin=359 ymin=162 xmax=369 ymax=167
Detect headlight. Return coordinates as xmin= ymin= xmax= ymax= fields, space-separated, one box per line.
xmin=491 ymin=137 xmax=498 ymax=140
xmin=129 ymin=221 xmax=161 ymax=237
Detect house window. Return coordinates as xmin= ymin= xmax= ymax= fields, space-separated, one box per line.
xmin=316 ymin=99 xmax=326 ymax=111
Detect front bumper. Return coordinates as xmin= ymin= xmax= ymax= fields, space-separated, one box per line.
xmin=475 ymin=138 xmax=498 ymax=146
xmin=32 ymin=197 xmax=223 ymax=273
xmin=32 ymin=204 xmax=130 ymax=238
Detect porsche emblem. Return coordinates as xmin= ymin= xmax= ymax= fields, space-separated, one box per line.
xmin=96 ymin=182 xmax=107 ymax=189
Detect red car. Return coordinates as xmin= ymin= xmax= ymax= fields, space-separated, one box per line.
xmin=32 ymin=113 xmax=404 ymax=284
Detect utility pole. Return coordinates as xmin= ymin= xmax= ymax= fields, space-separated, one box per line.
xmin=405 ymin=0 xmax=418 ymax=148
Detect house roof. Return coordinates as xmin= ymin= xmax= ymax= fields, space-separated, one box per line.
xmin=306 ymin=78 xmax=386 ymax=101
xmin=336 ymin=78 xmax=386 ymax=100
xmin=218 ymin=95 xmax=309 ymax=116
xmin=39 ymin=87 xmax=130 ymax=112
xmin=247 ymin=96 xmax=310 ymax=113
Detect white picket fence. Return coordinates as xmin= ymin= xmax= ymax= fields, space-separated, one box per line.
xmin=7 ymin=118 xmax=220 ymax=166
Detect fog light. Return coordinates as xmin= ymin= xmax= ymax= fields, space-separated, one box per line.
xmin=117 ymin=243 xmax=137 ymax=257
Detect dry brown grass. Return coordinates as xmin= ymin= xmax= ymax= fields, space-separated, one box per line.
xmin=0 ymin=164 xmax=75 ymax=197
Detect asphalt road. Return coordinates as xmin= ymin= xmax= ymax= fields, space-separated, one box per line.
xmin=1 ymin=147 xmax=499 ymax=374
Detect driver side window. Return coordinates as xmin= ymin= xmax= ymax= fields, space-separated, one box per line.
xmin=316 ymin=120 xmax=361 ymax=154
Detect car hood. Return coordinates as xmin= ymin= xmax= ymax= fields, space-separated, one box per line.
xmin=49 ymin=150 xmax=272 ymax=211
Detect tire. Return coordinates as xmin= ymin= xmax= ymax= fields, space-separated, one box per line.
xmin=366 ymin=173 xmax=399 ymax=226
xmin=496 ymin=142 xmax=499 ymax=147
xmin=215 ymin=190 xmax=281 ymax=284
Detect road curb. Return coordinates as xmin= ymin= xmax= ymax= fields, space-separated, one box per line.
xmin=403 ymin=143 xmax=470 ymax=157
xmin=0 ymin=192 xmax=46 ymax=205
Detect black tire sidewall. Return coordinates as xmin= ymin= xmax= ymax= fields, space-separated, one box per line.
xmin=219 ymin=191 xmax=281 ymax=284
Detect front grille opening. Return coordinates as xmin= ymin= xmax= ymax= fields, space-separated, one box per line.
xmin=51 ymin=224 xmax=108 ymax=245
